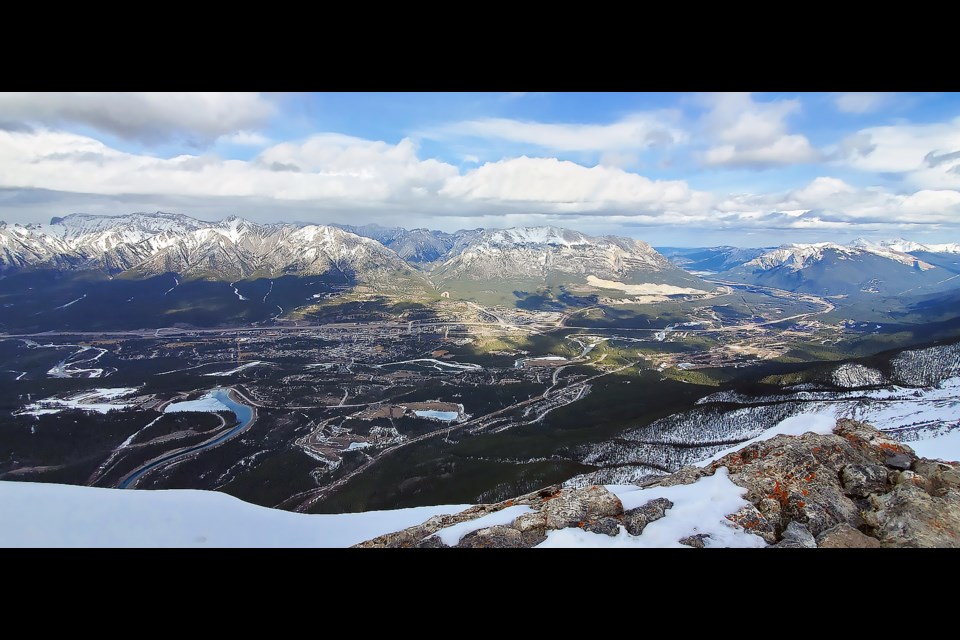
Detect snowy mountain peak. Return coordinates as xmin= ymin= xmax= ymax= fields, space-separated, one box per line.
xmin=745 ymin=240 xmax=935 ymax=272
xmin=486 ymin=226 xmax=592 ymax=247
xmin=878 ymin=238 xmax=930 ymax=253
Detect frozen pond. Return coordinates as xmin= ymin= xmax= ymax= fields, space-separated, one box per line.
xmin=414 ymin=410 xmax=459 ymax=422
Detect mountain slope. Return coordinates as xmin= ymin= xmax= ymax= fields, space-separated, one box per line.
xmin=333 ymin=223 xmax=472 ymax=264
xmin=0 ymin=213 xmax=433 ymax=295
xmin=430 ymin=226 xmax=713 ymax=306
xmin=723 ymin=239 xmax=950 ymax=297
xmin=659 ymin=245 xmax=769 ymax=273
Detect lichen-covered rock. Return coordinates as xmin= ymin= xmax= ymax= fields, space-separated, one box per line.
xmin=840 ymin=464 xmax=889 ymax=497
xmin=679 ymin=533 xmax=710 ymax=548
xmin=581 ymin=517 xmax=621 ymax=537
xmin=356 ymin=419 xmax=960 ymax=548
xmin=456 ymin=526 xmax=527 ymax=548
xmin=512 ymin=511 xmax=547 ymax=534
xmin=816 ymin=523 xmax=881 ymax=548
xmin=416 ymin=535 xmax=448 ymax=548
xmin=726 ymin=503 xmax=777 ymax=544
xmin=771 ymin=521 xmax=816 ymax=548
xmin=708 ymin=429 xmax=877 ymax=536
xmin=541 ymin=485 xmax=623 ymax=530
xmin=911 ymin=459 xmax=960 ymax=495
xmin=622 ymin=497 xmax=673 ymax=536
xmin=651 ymin=465 xmax=705 ymax=488
xmin=870 ymin=484 xmax=960 ymax=547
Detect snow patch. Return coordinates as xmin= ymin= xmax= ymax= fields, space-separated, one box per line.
xmin=904 ymin=430 xmax=960 ymax=463
xmin=164 ymin=393 xmax=231 ymax=414
xmin=16 ymin=387 xmax=140 ymax=416
xmin=433 ymin=505 xmax=534 ymax=546
xmin=413 ymin=410 xmax=459 ymax=421
xmin=202 ymin=361 xmax=266 ymax=377
xmin=0 ymin=481 xmax=469 ymax=547
xmin=585 ymin=275 xmax=708 ymax=295
xmin=539 ymin=468 xmax=766 ymax=548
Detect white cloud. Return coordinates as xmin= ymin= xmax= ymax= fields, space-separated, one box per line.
xmin=0 ymin=129 xmax=456 ymax=204
xmin=424 ymin=112 xmax=687 ymax=152
xmin=439 ymin=156 xmax=713 ymax=214
xmin=715 ymin=176 xmax=960 ymax=229
xmin=0 ymin=92 xmax=274 ymax=144
xmin=836 ymin=116 xmax=960 ymax=190
xmin=700 ymin=93 xmax=820 ymax=168
xmin=218 ymin=130 xmax=271 ymax=146
xmin=3 ymin=126 xmax=960 ymax=239
xmin=833 ymin=92 xmax=893 ymax=114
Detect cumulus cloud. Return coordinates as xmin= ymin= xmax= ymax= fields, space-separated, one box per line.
xmin=835 ymin=116 xmax=960 ymax=190
xmin=714 ymin=175 xmax=960 ymax=230
xmin=833 ymin=92 xmax=893 ymax=114
xmin=700 ymin=93 xmax=820 ymax=168
xmin=0 ymin=129 xmax=457 ymax=204
xmin=440 ymin=156 xmax=713 ymax=214
xmin=0 ymin=92 xmax=274 ymax=145
xmin=2 ymin=125 xmax=960 ymax=239
xmin=423 ymin=112 xmax=687 ymax=153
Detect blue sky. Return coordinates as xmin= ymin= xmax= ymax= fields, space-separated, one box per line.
xmin=1 ymin=91 xmax=959 ymax=245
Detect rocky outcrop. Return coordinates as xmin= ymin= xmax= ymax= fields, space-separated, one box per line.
xmin=355 ymin=419 xmax=960 ymax=548
xmin=622 ymin=497 xmax=672 ymax=536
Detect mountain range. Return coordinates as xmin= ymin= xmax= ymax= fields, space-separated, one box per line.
xmin=663 ymin=238 xmax=960 ymax=299
xmin=0 ymin=213 xmax=713 ymax=306
xmin=5 ymin=213 xmax=960 ymax=319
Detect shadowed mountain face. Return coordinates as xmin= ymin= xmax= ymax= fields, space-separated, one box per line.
xmin=662 ymin=239 xmax=960 ymax=300
xmin=332 ymin=223 xmax=479 ymax=265
xmin=658 ymin=246 xmax=770 ymax=274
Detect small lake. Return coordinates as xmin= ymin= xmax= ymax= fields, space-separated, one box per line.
xmin=414 ymin=410 xmax=459 ymax=422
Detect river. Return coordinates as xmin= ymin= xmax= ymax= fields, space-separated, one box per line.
xmin=118 ymin=388 xmax=255 ymax=489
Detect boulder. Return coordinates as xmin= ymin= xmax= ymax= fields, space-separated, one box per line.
xmin=622 ymin=497 xmax=673 ymax=536
xmin=840 ymin=464 xmax=889 ymax=497
xmin=541 ymin=485 xmax=623 ymax=530
xmin=581 ymin=517 xmax=622 ymax=537
xmin=870 ymin=484 xmax=960 ymax=547
xmin=679 ymin=533 xmax=710 ymax=548
xmin=816 ymin=523 xmax=881 ymax=548
xmin=771 ymin=521 xmax=816 ymax=548
xmin=456 ymin=526 xmax=529 ymax=548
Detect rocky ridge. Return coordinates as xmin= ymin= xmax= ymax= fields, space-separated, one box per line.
xmin=355 ymin=419 xmax=960 ymax=548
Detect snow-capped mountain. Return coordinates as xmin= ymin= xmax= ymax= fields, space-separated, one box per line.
xmin=875 ymin=238 xmax=960 ymax=254
xmin=431 ymin=226 xmax=711 ymax=299
xmin=746 ymin=240 xmax=935 ymax=272
xmin=0 ymin=213 xmax=430 ymax=294
xmin=713 ymin=237 xmax=960 ymax=297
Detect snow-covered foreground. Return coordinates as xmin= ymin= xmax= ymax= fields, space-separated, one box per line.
xmin=538 ymin=469 xmax=766 ymax=548
xmin=0 ymin=481 xmax=469 ymax=547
